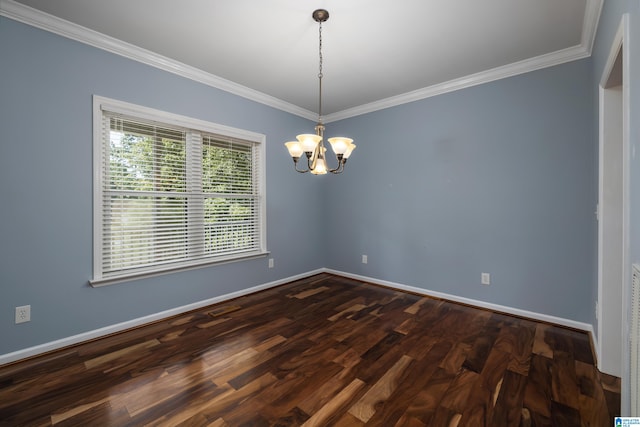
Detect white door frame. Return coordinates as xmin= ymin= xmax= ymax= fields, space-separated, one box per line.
xmin=597 ymin=13 xmax=631 ymax=414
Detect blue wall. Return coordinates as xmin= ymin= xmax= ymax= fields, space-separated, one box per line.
xmin=0 ymin=17 xmax=324 ymax=355
xmin=325 ymin=59 xmax=596 ymax=323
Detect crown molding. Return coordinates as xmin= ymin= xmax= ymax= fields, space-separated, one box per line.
xmin=582 ymin=0 xmax=604 ymax=53
xmin=1 ymin=0 xmax=601 ymax=123
xmin=0 ymin=0 xmax=317 ymax=121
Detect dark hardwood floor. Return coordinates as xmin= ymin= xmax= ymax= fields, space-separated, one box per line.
xmin=0 ymin=273 xmax=621 ymax=426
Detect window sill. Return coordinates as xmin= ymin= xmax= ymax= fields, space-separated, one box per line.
xmin=89 ymin=251 xmax=269 ymax=288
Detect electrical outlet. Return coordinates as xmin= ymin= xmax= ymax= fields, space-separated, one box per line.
xmin=595 ymin=300 xmax=599 ymax=320
xmin=362 ymin=254 xmax=368 ymax=264
xmin=268 ymin=258 xmax=274 ymax=269
xmin=481 ymin=273 xmax=491 ymax=285
xmin=15 ymin=305 xmax=31 ymax=324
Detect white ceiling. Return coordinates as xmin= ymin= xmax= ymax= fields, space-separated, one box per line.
xmin=3 ymin=0 xmax=601 ymax=121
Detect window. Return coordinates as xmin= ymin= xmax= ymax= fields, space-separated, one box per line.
xmin=92 ymin=96 xmax=266 ymax=285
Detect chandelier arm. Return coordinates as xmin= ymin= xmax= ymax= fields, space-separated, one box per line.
xmin=328 ymin=158 xmax=345 ymax=174
xmin=289 ymin=157 xmax=309 ymax=173
xmin=294 ymin=162 xmax=310 ymax=173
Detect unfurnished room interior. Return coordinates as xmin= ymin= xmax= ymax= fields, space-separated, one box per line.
xmin=0 ymin=0 xmax=639 ymax=425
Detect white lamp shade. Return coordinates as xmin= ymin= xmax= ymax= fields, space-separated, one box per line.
xmin=311 ymin=157 xmax=328 ymax=174
xmin=296 ymin=134 xmax=322 ymax=152
xmin=311 ymin=147 xmax=328 ymax=175
xmin=284 ymin=141 xmax=304 ymax=158
xmin=343 ymin=143 xmax=356 ymax=159
xmin=327 ymin=137 xmax=353 ymax=155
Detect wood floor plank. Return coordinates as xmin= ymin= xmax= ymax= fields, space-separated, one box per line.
xmin=523 ymin=353 xmax=552 ymax=419
xmin=429 ymin=406 xmax=462 ymax=427
xmin=551 ymin=351 xmax=581 ymax=410
xmin=226 ymin=338 xmax=315 ymax=390
xmin=403 ymin=296 xmax=432 ymax=315
xmin=550 ymin=400 xmax=581 ymax=426
xmin=50 ymin=397 xmax=111 ymax=424
xmin=532 ymin=324 xmax=554 ymax=358
xmin=252 ymin=353 xmax=343 ymax=421
xmin=408 ymin=369 xmax=456 ymax=425
xmin=494 ymin=323 xmax=535 ymax=376
xmin=88 ymin=345 xmax=140 ymax=372
xmin=193 ymin=373 xmax=277 ymax=424
xmin=578 ymin=393 xmax=611 ymax=427
xmin=348 ymin=354 xmax=413 ymax=422
xmin=438 ymin=368 xmax=479 ymax=413
xmin=491 ymin=370 xmax=527 ymax=426
xmin=439 ymin=342 xmax=472 ymax=375
xmin=0 ymin=273 xmax=620 ymax=426
xmin=290 ymin=286 xmax=331 ymax=300
xmin=393 ymin=413 xmax=428 ymax=427
xmin=458 ymin=390 xmax=493 ymax=426
xmin=367 ymin=341 xmax=453 ymax=426
xmin=301 ymin=378 xmax=365 ymax=427
xmin=462 ymin=323 xmax=501 ymax=374
xmin=328 ymin=303 xmax=369 ymax=322
xmin=297 ymin=367 xmax=353 ymax=415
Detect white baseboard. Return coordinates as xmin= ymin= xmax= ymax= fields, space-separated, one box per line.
xmin=0 ymin=268 xmax=599 ymax=367
xmin=324 ymin=268 xmax=597 ymax=336
xmin=0 ymin=269 xmax=324 ymax=366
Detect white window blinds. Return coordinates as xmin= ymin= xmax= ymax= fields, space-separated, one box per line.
xmin=92 ymin=96 xmax=266 ymax=285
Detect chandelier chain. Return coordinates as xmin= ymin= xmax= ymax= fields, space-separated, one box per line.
xmin=318 ymin=19 xmax=324 ymax=119
xmin=318 ymin=20 xmax=323 ymax=79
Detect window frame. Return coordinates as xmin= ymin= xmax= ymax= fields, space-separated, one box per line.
xmin=91 ymin=95 xmax=267 ymax=287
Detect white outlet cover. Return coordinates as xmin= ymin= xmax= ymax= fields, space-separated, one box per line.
xmin=15 ymin=305 xmax=31 ymax=324
xmin=481 ymin=273 xmax=491 ymax=285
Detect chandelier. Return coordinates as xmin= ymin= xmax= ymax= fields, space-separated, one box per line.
xmin=284 ymin=9 xmax=356 ymax=175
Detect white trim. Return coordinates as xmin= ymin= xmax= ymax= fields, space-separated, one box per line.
xmin=0 ymin=269 xmax=325 ymax=366
xmin=89 ymin=251 xmax=270 ymax=288
xmin=596 ymin=18 xmax=624 ymax=373
xmin=597 ymin=85 xmax=604 ymax=367
xmin=0 ymin=268 xmax=598 ymax=366
xmin=582 ymin=0 xmax=604 ymax=54
xmin=92 ymin=97 xmax=103 ymax=280
xmin=1 ymin=0 xmax=602 ymax=122
xmin=592 ymin=332 xmax=601 ymax=366
xmin=597 ymin=14 xmax=631 ymax=415
xmin=599 ymin=21 xmax=626 ymax=88
xmin=620 ymin=15 xmax=632 ymax=417
xmin=325 ymin=269 xmax=595 ymax=333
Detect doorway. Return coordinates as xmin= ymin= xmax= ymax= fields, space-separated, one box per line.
xmin=597 ymin=14 xmax=629 ymax=411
